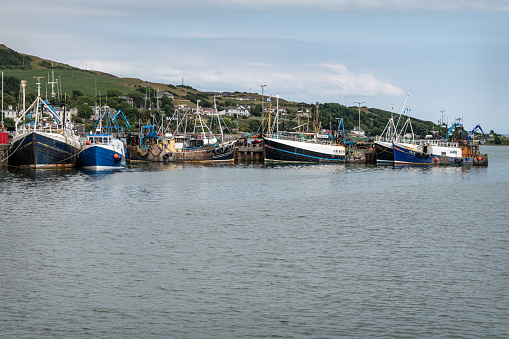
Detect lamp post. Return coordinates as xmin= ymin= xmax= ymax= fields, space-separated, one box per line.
xmin=354 ymin=101 xmax=365 ymax=138
xmin=260 ymin=84 xmax=267 ymax=135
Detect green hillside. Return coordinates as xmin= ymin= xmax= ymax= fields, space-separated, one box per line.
xmin=0 ymin=44 xmax=172 ymax=96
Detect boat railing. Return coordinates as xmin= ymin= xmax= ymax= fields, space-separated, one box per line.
xmin=414 ymin=139 xmax=459 ymax=148
xmin=267 ymin=132 xmax=333 ymax=145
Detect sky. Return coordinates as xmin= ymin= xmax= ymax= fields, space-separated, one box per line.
xmin=2 ymin=0 xmax=508 ymax=133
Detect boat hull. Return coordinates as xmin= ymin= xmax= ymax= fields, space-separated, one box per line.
xmin=165 ymin=141 xmax=235 ymax=162
xmin=9 ymin=131 xmax=80 ymax=168
xmin=393 ymin=143 xmax=433 ymax=165
xmin=374 ymin=141 xmax=394 ymax=163
xmin=264 ymin=137 xmax=346 ymax=162
xmin=79 ymin=144 xmax=126 ymax=169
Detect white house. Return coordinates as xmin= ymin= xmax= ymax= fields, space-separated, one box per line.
xmin=238 ymin=95 xmax=256 ymax=101
xmin=2 ymin=105 xmax=17 ymax=120
xmin=225 ymin=105 xmax=251 ymax=118
xmin=119 ymin=96 xmax=134 ymax=107
xmin=160 ymin=92 xmax=175 ymax=100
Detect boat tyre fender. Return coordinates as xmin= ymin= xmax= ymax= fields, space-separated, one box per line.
xmin=163 ymin=153 xmax=170 ymax=160
xmin=221 ymin=147 xmax=225 ymax=154
xmin=214 ymin=147 xmax=220 ymax=155
xmin=115 ymin=155 xmax=122 ymax=163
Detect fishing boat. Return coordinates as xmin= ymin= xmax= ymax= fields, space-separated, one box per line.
xmin=160 ymin=97 xmax=236 ymax=162
xmin=126 ymin=124 xmax=174 ymax=162
xmin=9 ymin=78 xmax=81 ymax=168
xmin=393 ymin=127 xmax=488 ymax=166
xmin=393 ymin=121 xmax=488 ymax=166
xmin=264 ymin=100 xmax=347 ymax=162
xmin=374 ymin=94 xmax=412 ymax=163
xmin=127 ymin=97 xmax=236 ymax=162
xmin=78 ymin=108 xmax=130 ymax=169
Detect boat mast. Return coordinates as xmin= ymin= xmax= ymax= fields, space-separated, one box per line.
xmin=34 ymin=76 xmax=45 ymax=131
xmin=276 ymin=95 xmax=279 ymax=138
xmin=214 ymin=96 xmax=223 ymax=143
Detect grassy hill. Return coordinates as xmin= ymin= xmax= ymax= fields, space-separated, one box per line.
xmin=1 ymin=44 xmax=152 ymax=97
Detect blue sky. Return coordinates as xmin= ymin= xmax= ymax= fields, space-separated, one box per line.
xmin=2 ymin=0 xmax=508 ymax=132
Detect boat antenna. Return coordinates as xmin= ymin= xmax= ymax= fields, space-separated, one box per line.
xmin=48 ymin=46 xmax=57 ymax=100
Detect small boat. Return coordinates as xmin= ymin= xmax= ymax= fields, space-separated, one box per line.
xmin=9 ymin=78 xmax=81 ymax=168
xmin=78 ymin=108 xmax=130 ymax=169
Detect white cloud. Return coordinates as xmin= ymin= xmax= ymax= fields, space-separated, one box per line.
xmin=117 ymin=58 xmax=404 ymax=103
xmin=317 ymin=63 xmax=404 ymax=97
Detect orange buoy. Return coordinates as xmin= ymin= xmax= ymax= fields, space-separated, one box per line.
xmin=434 ymin=157 xmax=439 ymax=162
xmin=477 ymin=156 xmax=482 ymax=161
xmin=113 ymin=153 xmax=119 ymax=159
xmin=85 ymin=140 xmax=91 ymax=145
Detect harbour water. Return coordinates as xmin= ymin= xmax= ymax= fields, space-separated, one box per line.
xmin=1 ymin=145 xmax=508 ymax=338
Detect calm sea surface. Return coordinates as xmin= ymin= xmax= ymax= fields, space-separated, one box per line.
xmin=1 ymin=145 xmax=508 ymax=338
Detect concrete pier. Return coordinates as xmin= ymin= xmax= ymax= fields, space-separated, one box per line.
xmin=235 ymin=144 xmax=264 ymax=161
xmin=0 ymin=143 xmax=9 ymax=167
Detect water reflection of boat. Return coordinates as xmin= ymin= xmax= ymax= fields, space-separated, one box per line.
xmin=9 ymin=78 xmax=80 ymax=168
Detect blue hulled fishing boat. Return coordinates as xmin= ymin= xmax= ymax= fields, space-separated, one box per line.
xmin=9 ymin=78 xmax=81 ymax=168
xmin=78 ymin=108 xmax=130 ymax=169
